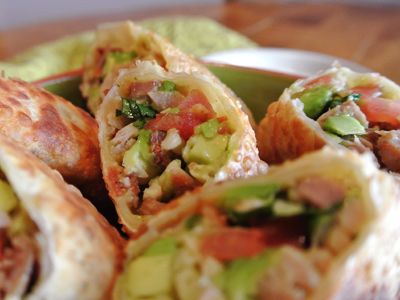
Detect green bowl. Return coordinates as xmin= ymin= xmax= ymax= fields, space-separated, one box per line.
xmin=34 ymin=63 xmax=299 ymax=122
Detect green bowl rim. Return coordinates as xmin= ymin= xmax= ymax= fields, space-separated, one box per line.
xmin=33 ymin=62 xmax=302 ymax=87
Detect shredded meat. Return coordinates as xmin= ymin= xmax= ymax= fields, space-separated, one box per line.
xmin=259 ymin=247 xmax=320 ymax=300
xmin=129 ymin=81 xmax=158 ymax=98
xmin=296 ymin=177 xmax=345 ymax=209
xmin=0 ymin=235 xmax=37 ymax=299
xmin=150 ymin=131 xmax=171 ymax=167
xmin=148 ymin=90 xmax=185 ymax=111
xmin=111 ymin=124 xmax=138 ymax=160
xmin=317 ymin=100 xmax=369 ymax=128
xmin=376 ymin=130 xmax=400 ymax=172
xmin=340 ymin=136 xmax=373 ymax=153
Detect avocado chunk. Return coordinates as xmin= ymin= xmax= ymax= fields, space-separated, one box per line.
xmin=159 ymin=80 xmax=176 ymax=92
xmin=300 ymin=86 xmax=332 ymax=119
xmin=222 ymin=183 xmax=281 ymax=211
xmin=322 ymin=115 xmax=365 ymax=136
xmin=103 ymin=50 xmax=137 ymax=75
xmin=183 ymin=133 xmax=228 ymax=182
xmin=215 ymin=250 xmax=276 ymax=300
xmin=123 ymin=129 xmax=160 ymax=179
xmin=0 ymin=179 xmax=18 ymax=212
xmin=272 ymin=200 xmax=305 ymax=217
xmin=325 ymin=131 xmax=343 ymax=143
xmin=121 ymin=237 xmax=178 ymax=299
xmin=183 ymin=133 xmax=228 ymax=165
xmin=122 ymin=255 xmax=174 ymax=298
xmin=197 ymin=118 xmax=220 ymax=139
xmin=144 ymin=237 xmax=178 ymax=256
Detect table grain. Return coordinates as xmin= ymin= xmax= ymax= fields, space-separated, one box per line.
xmin=1 ymin=3 xmax=399 ymax=82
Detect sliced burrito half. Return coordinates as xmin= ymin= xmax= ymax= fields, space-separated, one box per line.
xmin=257 ymin=65 xmax=400 ymax=170
xmin=0 ymin=134 xmax=122 ymax=300
xmin=97 ymin=60 xmax=266 ymax=233
xmin=114 ymin=148 xmax=400 ymax=300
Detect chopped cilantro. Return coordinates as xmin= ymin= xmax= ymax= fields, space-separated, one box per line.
xmin=328 ymin=93 xmax=362 ymax=109
xmin=347 ymin=93 xmax=361 ymax=102
xmin=159 ymin=80 xmax=176 ymax=92
xmin=116 ymin=98 xmax=157 ymax=127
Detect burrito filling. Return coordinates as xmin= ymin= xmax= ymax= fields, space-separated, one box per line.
xmin=294 ymin=75 xmax=400 ymax=172
xmin=108 ymin=79 xmax=232 ymax=215
xmin=0 ymin=178 xmax=39 ymax=298
xmin=117 ymin=176 xmax=368 ymax=300
xmin=85 ymin=46 xmax=167 ymax=111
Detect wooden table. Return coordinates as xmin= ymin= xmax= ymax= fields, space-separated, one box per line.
xmin=1 ymin=2 xmax=399 ymax=82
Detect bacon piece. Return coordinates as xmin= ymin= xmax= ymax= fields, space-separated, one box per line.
xmin=106 ymin=167 xmax=127 ymax=197
xmin=377 ymin=130 xmax=400 ymax=172
xmin=171 ymin=171 xmax=199 ymax=197
xmin=201 ymin=228 xmax=267 ymax=262
xmin=129 ymin=81 xmax=158 ymax=98
xmin=150 ymin=131 xmax=171 ymax=168
xmin=296 ymin=177 xmax=344 ymax=209
xmin=0 ymin=235 xmax=36 ymax=298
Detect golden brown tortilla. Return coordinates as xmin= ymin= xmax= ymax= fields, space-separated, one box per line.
xmin=0 ymin=134 xmax=123 ymax=300
xmin=0 ymin=77 xmax=102 ymax=194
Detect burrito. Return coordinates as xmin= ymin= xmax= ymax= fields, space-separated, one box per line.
xmin=80 ymin=20 xmax=253 ymax=123
xmin=0 ymin=134 xmax=122 ymax=300
xmin=257 ymin=65 xmax=400 ymax=168
xmin=0 ymin=77 xmax=102 ymax=198
xmin=114 ymin=148 xmax=400 ymax=300
xmin=97 ymin=60 xmax=265 ymax=232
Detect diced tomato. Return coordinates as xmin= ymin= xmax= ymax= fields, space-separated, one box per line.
xmin=178 ymin=89 xmax=214 ymax=111
xmin=351 ymin=85 xmax=382 ymax=98
xmin=130 ymin=81 xmax=158 ymax=97
xmin=304 ymin=75 xmax=332 ymax=89
xmin=201 ymin=228 xmax=267 ymax=262
xmin=351 ymin=84 xmax=400 ymax=128
xmin=358 ymin=97 xmax=400 ymax=128
xmin=146 ymin=89 xmax=215 ymax=140
xmin=200 ymin=216 xmax=307 ymax=262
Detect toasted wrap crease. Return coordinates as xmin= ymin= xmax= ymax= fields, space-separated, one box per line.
xmin=98 ymin=61 xmax=266 ymax=233
xmin=117 ymin=148 xmax=400 ymax=300
xmin=0 ymin=134 xmax=122 ymax=300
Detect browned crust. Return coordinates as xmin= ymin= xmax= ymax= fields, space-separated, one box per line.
xmin=0 ymin=77 xmax=101 ymax=187
xmin=257 ymin=93 xmax=330 ymax=164
xmin=0 ymin=134 xmax=123 ymax=300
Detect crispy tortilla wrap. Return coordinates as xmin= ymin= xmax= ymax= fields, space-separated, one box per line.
xmin=114 ymin=148 xmax=400 ymax=300
xmin=0 ymin=77 xmax=101 ymax=193
xmin=97 ymin=60 xmax=266 ymax=233
xmin=0 ymin=134 xmax=122 ymax=300
xmin=257 ymin=65 xmax=400 ymax=169
xmin=80 ymin=20 xmax=254 ymax=125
